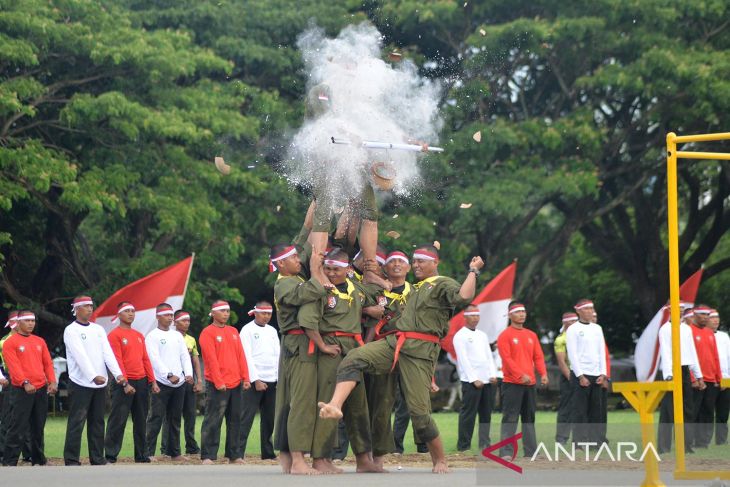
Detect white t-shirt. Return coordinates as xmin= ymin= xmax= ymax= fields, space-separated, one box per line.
xmin=453 ymin=326 xmax=497 ymax=383
xmin=145 ymin=327 xmax=193 ymax=387
xmin=715 ymin=330 xmax=730 ymax=379
xmin=64 ymin=321 xmax=123 ymax=388
xmin=658 ymin=321 xmax=702 ymax=380
xmin=239 ymin=320 xmax=280 ymax=383
xmin=566 ymin=321 xmax=607 ymax=377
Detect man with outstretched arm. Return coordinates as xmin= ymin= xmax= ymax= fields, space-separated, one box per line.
xmin=318 ymin=245 xmax=484 ymax=474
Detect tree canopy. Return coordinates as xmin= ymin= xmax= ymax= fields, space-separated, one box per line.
xmin=1 ymin=0 xmax=728 ymax=352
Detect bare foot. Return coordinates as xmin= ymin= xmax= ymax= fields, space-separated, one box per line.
xmin=373 ymin=455 xmax=387 ymax=470
xmin=318 ymin=401 xmax=343 ymax=419
xmin=291 ymin=462 xmax=321 ymax=475
xmin=279 ymin=452 xmax=292 ymax=474
xmin=432 ymin=460 xmax=450 ymax=474
xmin=170 ymin=455 xmax=189 ymax=462
xmin=148 ymin=456 xmax=159 ymax=463
xmin=229 ymin=457 xmax=245 ymax=464
xmin=356 ymin=461 xmax=387 ymax=473
xmin=202 ymin=459 xmax=214 ymax=465
xmin=325 ymin=458 xmax=344 ymax=474
xmin=312 ymin=458 xmax=339 ymax=474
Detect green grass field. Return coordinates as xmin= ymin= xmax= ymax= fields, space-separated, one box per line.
xmin=41 ymin=410 xmax=730 ymax=462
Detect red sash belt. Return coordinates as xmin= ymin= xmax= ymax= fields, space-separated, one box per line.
xmin=286 ymin=329 xmax=315 ymax=355
xmin=391 ymin=331 xmax=440 ymax=371
xmin=323 ymin=331 xmax=365 ymax=347
xmin=374 ymin=313 xmax=397 ymax=341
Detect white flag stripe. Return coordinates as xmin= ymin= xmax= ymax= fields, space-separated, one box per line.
xmin=476 ymin=299 xmax=511 ymax=344
xmin=96 ymin=294 xmax=184 ymax=336
xmin=633 ymin=307 xmax=665 ymax=382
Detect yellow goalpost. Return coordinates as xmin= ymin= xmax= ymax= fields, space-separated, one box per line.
xmin=613 ymin=131 xmax=730 ymax=486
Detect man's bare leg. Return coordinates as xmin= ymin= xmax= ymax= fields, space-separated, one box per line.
xmin=309 ymin=231 xmax=333 ymax=288
xmin=279 ymin=451 xmax=293 ymax=474
xmin=427 ymin=436 xmax=450 ymax=474
xmin=318 ymin=380 xmax=357 ymax=419
xmin=359 ymin=219 xmax=391 ymax=290
xmin=291 ymin=451 xmax=320 ymax=475
xmin=355 ymin=452 xmax=387 ymax=473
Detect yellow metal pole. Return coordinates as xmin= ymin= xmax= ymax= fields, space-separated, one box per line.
xmin=675 ymin=151 xmax=730 ymax=160
xmin=673 ymin=131 xmax=730 ymax=143
xmin=665 ymin=132 xmax=685 ymax=474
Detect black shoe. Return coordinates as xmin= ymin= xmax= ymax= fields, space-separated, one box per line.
xmin=105 ymin=456 xmax=117 ymax=464
xmin=65 ymin=460 xmax=81 ymax=466
xmin=416 ymin=444 xmax=429 ymax=453
xmin=90 ymin=459 xmax=108 ymax=466
xmin=261 ymin=455 xmax=278 ymax=460
xmin=135 ymin=457 xmax=151 ymax=463
xmin=186 ymin=449 xmax=200 ymax=455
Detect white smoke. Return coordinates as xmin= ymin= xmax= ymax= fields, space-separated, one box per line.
xmin=284 ymin=22 xmax=442 ymax=212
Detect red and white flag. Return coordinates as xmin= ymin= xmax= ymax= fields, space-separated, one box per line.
xmin=634 ymin=268 xmax=703 ymax=382
xmin=91 ymin=255 xmax=195 ymax=335
xmin=441 ymin=261 xmax=517 ymax=359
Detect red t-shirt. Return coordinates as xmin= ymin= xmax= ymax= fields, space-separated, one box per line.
xmin=497 ymin=326 xmax=547 ymax=385
xmin=199 ymin=324 xmax=249 ymax=389
xmin=108 ymin=327 xmax=155 ymax=383
xmin=691 ymin=324 xmax=722 ymax=383
xmin=3 ymin=333 xmax=56 ymax=389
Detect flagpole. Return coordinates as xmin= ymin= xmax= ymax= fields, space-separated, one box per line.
xmin=182 ymin=253 xmax=195 ymax=305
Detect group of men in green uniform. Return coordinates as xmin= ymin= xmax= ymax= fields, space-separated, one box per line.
xmin=271 ymin=204 xmax=484 ymax=474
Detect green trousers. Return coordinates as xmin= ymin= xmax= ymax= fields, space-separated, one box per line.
xmin=312 ymin=336 xmax=371 ymax=458
xmin=273 ymin=335 xmax=317 ymax=453
xmin=337 ymin=339 xmax=439 ymax=443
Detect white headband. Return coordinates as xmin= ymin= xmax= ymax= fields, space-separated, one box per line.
xmin=271 ymin=247 xmax=297 ymax=263
xmin=412 ymin=251 xmax=437 ymax=261
xmin=508 ymin=306 xmax=526 ymax=314
xmin=574 ymin=302 xmax=594 ymax=310
xmin=117 ymin=304 xmax=135 ymax=314
xmin=376 ymin=255 xmax=386 ymax=265
xmin=248 ymin=306 xmax=273 ymax=316
xmin=210 ymin=304 xmax=230 ymax=312
xmin=463 ymin=311 xmax=480 ymax=316
xmin=324 ymin=259 xmax=349 ymax=268
xmin=156 ymin=309 xmax=174 ymax=316
xmin=385 ymin=255 xmax=409 ymax=265
xmin=17 ymin=313 xmax=36 ymax=321
xmin=175 ymin=313 xmax=191 ymax=322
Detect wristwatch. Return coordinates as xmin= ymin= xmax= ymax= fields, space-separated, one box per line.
xmin=468 ymin=268 xmax=481 ymax=276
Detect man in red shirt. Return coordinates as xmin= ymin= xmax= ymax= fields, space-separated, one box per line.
xmin=1 ymin=310 xmax=57 ymax=466
xmin=497 ymin=302 xmax=548 ymax=459
xmin=199 ymin=300 xmax=251 ymax=464
xmin=104 ymin=302 xmax=159 ymax=463
xmin=690 ymin=305 xmax=722 ymax=448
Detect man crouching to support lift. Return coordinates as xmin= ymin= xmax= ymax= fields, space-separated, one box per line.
xmin=319 ymin=244 xmax=484 ymax=473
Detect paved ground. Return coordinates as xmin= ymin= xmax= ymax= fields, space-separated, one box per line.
xmin=0 ymin=464 xmax=718 ymax=487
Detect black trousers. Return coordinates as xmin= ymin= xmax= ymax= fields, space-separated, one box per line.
xmin=161 ymin=382 xmax=199 ymax=455
xmin=715 ymin=387 xmax=730 ymax=445
xmin=0 ymin=379 xmax=31 ymax=462
xmin=145 ymin=382 xmax=185 ymax=457
xmin=2 ymin=386 xmax=48 ymax=466
xmin=201 ymin=382 xmax=243 ymax=460
xmin=692 ymin=381 xmax=719 ymax=447
xmin=104 ymin=378 xmax=149 ymax=462
xmin=64 ymin=382 xmax=107 ymax=465
xmin=499 ymin=382 xmax=537 ymax=457
xmin=457 ymin=382 xmax=493 ymax=451
xmin=657 ymin=367 xmax=694 ymax=452
xmin=555 ymin=374 xmax=574 ymax=443
xmin=240 ymin=381 xmax=276 ymax=459
xmin=393 ymin=381 xmax=426 ymax=453
xmin=571 ymin=373 xmax=604 ymax=444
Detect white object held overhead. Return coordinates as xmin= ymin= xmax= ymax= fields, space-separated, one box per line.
xmin=331 ymin=137 xmax=444 ymax=153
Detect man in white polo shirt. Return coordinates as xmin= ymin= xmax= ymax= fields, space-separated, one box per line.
xmin=710 ymin=309 xmax=729 ymax=445
xmin=63 ymin=295 xmax=124 ymax=466
xmin=657 ymin=305 xmax=704 ymax=453
xmin=453 ymin=304 xmax=497 ymax=451
xmin=144 ymin=303 xmax=193 ymax=461
xmin=566 ymin=299 xmax=607 ymax=445
xmin=239 ymin=301 xmax=279 ymax=460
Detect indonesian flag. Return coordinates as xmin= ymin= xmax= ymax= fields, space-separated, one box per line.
xmin=91 ymin=256 xmax=195 ymax=336
xmin=441 ymin=261 xmax=517 ymax=359
xmin=634 ymin=268 xmax=703 ymax=382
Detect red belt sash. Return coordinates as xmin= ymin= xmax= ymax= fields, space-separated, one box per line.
xmin=391 ymin=331 xmax=440 ymax=371
xmin=374 ymin=314 xmax=397 ymax=341
xmin=286 ymin=329 xmax=315 ymax=355
xmin=323 ymin=331 xmax=365 ymax=347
